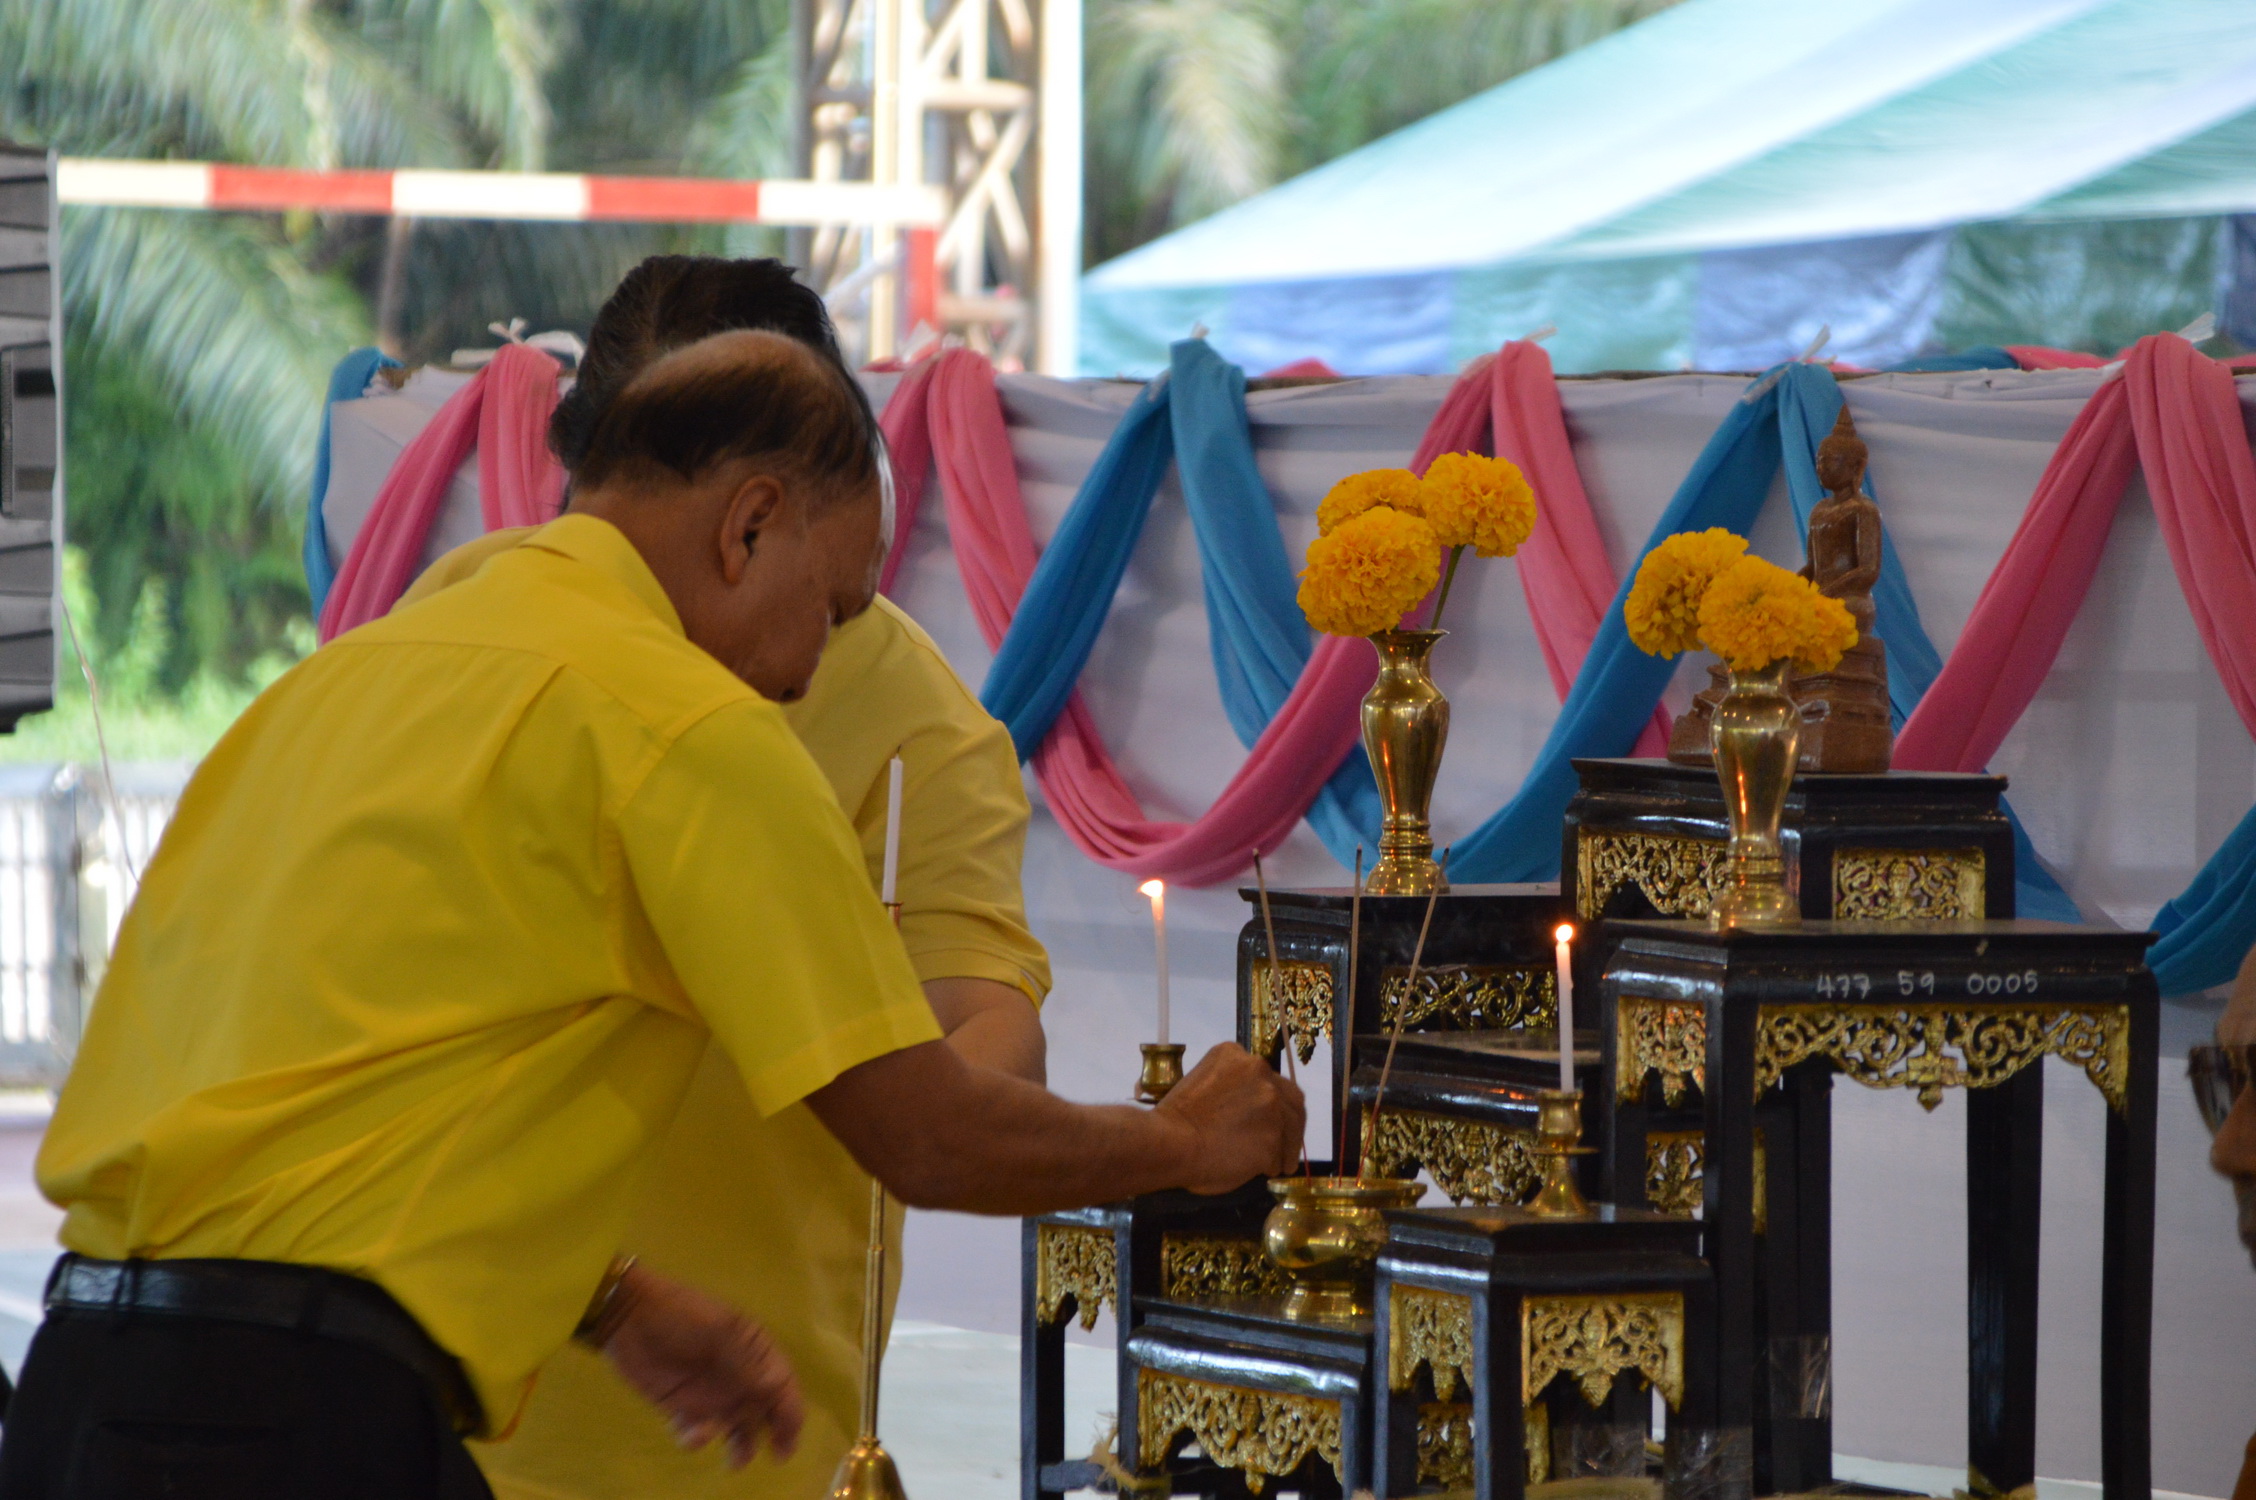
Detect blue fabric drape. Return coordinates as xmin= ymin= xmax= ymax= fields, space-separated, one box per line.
xmin=975 ymin=339 xmax=1382 ymax=865
xmin=305 ymin=348 xmax=400 ymax=617
xmin=979 ymin=377 xmax=1173 ymax=753
xmin=1166 ymin=343 xmax=1384 ymax=859
xmin=1447 ymin=368 xmax=1794 ymax=881
xmin=2150 ymin=804 xmax=2256 ymax=992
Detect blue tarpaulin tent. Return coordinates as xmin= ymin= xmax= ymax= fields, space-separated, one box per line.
xmin=1081 ymin=0 xmax=2256 ymax=375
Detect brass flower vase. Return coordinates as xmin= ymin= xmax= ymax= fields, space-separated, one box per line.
xmin=1708 ymin=660 xmax=1801 ymax=929
xmin=1263 ymin=1175 xmax=1425 ymax=1321
xmin=1363 ymin=629 xmax=1450 ymax=895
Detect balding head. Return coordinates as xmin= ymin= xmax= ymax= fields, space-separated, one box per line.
xmin=576 ymin=329 xmax=878 ymax=505
xmin=569 ymin=331 xmax=885 ymax=704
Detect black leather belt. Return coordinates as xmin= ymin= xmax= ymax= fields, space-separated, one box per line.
xmin=44 ymin=1253 xmax=484 ymax=1435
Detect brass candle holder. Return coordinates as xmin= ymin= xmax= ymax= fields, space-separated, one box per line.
xmin=1262 ymin=1175 xmax=1425 ymax=1320
xmin=828 ymin=1178 xmax=909 ymax=1500
xmin=1525 ymin=1088 xmax=1594 ymax=1218
xmin=1135 ymin=1042 xmax=1185 ymax=1104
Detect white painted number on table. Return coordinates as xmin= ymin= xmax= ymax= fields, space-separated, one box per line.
xmin=1886 ymin=969 xmax=2041 ymax=997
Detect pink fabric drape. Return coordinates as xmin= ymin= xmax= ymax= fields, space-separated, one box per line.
xmin=1897 ymin=334 xmax=2256 ymax=770
xmin=879 ymin=351 xmax=1369 ymax=885
xmin=876 ymin=341 xmax=1644 ymax=883
xmin=320 ymin=343 xmax=564 ymax=641
xmin=1409 ymin=345 xmax=1671 ymax=754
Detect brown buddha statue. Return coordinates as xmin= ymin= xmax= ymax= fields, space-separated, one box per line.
xmin=1666 ymin=403 xmax=1894 ymax=772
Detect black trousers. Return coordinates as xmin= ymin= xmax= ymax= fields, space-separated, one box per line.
xmin=0 ymin=1310 xmax=494 ymax=1499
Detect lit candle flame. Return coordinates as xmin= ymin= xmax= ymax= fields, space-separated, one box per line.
xmin=1140 ymin=879 xmax=1164 ymax=902
xmin=1555 ymin=923 xmax=1575 ymax=944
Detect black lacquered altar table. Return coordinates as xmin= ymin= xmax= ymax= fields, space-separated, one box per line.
xmin=1598 ymin=919 xmax=2158 ymax=1500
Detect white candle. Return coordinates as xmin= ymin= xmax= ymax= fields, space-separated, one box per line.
xmin=880 ymin=757 xmax=904 ymax=906
xmin=1140 ymin=879 xmax=1169 ymax=1044
xmin=1554 ymin=923 xmax=1576 ymax=1092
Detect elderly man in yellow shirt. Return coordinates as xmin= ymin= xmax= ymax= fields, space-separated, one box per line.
xmin=3 ymin=329 xmax=1302 ymax=1500
xmin=397 ymin=255 xmax=1058 ymax=1500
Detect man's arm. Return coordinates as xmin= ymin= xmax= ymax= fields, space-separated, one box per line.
xmin=927 ymin=976 xmax=1045 ymax=1083
xmin=807 ymin=1039 xmax=1301 ymax=1214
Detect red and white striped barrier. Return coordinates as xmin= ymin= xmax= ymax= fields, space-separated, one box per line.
xmin=55 ymin=159 xmax=946 ymax=227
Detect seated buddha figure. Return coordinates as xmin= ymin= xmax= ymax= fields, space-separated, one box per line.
xmin=1666 ymin=404 xmax=1894 ymax=773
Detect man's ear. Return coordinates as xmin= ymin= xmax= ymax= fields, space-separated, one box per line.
xmin=716 ymin=471 xmax=788 ymax=586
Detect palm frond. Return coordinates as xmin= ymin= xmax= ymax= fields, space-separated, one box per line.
xmin=0 ymin=0 xmax=463 ymax=166
xmin=350 ymin=0 xmax=561 ymax=167
xmin=1088 ymin=0 xmax=1286 ymax=256
xmin=63 ymin=206 xmax=371 ymax=503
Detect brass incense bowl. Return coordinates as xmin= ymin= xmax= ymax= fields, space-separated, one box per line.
xmin=1263 ymin=1175 xmax=1424 ymax=1321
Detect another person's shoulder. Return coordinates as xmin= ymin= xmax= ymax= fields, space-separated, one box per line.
xmin=394 ymin=527 xmax=536 ymax=610
xmin=791 ymin=596 xmax=1002 ymax=748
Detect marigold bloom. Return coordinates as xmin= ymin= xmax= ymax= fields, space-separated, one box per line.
xmin=1624 ymin=528 xmax=1749 ymax=658
xmin=1420 ymin=452 xmax=1537 ymax=557
xmin=1316 ymin=468 xmax=1423 ymax=535
xmin=1297 ymin=506 xmax=1443 ymax=637
xmin=1696 ymin=555 xmax=1859 ymax=673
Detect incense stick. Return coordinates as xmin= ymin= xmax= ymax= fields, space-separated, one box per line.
xmin=1341 ymin=845 xmax=1363 ymax=1175
xmin=1251 ymin=849 xmax=1309 ymax=1176
xmin=1360 ymin=848 xmax=1449 ymax=1180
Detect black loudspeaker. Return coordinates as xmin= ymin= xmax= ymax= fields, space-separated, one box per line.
xmin=0 ymin=142 xmax=58 ymax=730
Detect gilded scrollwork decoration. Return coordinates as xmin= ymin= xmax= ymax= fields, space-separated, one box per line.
xmin=1367 ymin=1110 xmax=1542 ymax=1205
xmin=1616 ymin=996 xmax=1709 ymax=1106
xmin=1379 ymin=964 xmax=1556 ymax=1033
xmin=1575 ymin=830 xmax=1723 ymax=921
xmin=1643 ymin=1128 xmax=1767 ymax=1235
xmin=1415 ymin=1404 xmax=1475 ymax=1489
xmin=1161 ymin=1234 xmax=1290 ymax=1302
xmin=1249 ymin=959 xmax=1334 ymax=1064
xmin=1523 ymin=1291 xmax=1687 ymax=1411
xmin=1035 ymin=1224 xmax=1116 ymax=1330
xmin=1411 ymin=1404 xmax=1556 ymax=1487
xmin=1756 ymin=1001 xmax=2131 ymax=1113
xmin=1388 ymin=1284 xmax=1474 ymax=1398
xmin=1136 ymin=1370 xmax=1340 ymax=1493
xmin=1832 ymin=846 xmax=1985 ymax=921
xmin=1644 ymin=1131 xmax=1705 ymax=1218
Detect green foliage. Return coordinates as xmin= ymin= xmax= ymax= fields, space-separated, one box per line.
xmin=0 ymin=549 xmax=307 ymax=765
xmin=63 ymin=336 xmax=311 ymax=688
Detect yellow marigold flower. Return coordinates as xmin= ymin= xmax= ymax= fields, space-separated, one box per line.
xmin=1624 ymin=528 xmax=1749 ymax=658
xmin=1696 ymin=555 xmax=1859 ymax=673
xmin=1316 ymin=468 xmax=1423 ymax=535
xmin=1297 ymin=506 xmax=1443 ymax=637
xmin=1420 ymin=451 xmax=1537 ymax=557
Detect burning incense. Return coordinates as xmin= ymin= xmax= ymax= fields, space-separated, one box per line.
xmin=1360 ymin=847 xmax=1448 ymax=1180
xmin=1341 ymin=845 xmax=1364 ymax=1173
xmin=1251 ymin=848 xmax=1309 ymax=1176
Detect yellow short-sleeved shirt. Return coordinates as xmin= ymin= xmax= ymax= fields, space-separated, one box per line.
xmin=396 ymin=526 xmax=1050 ymax=1500
xmin=36 ymin=514 xmax=942 ymax=1432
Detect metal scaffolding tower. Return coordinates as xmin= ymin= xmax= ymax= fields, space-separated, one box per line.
xmin=793 ymin=0 xmax=1081 ymax=374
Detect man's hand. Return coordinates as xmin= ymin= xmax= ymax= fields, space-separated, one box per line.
xmin=593 ymin=1263 xmax=804 ymax=1469
xmin=1156 ymin=1044 xmax=1306 ymax=1193
xmin=810 ymin=1036 xmax=1307 ymax=1214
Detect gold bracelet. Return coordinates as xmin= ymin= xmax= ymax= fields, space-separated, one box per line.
xmin=573 ymin=1255 xmax=639 ymax=1348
